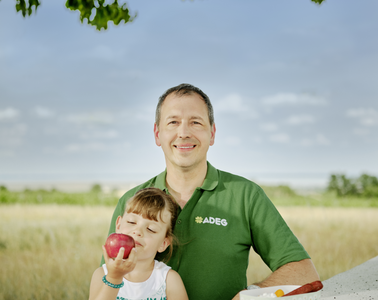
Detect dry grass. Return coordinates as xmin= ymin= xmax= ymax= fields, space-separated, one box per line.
xmin=1 ymin=205 xmax=378 ymax=299
xmin=0 ymin=205 xmax=113 ymax=300
xmin=247 ymin=206 xmax=378 ymax=284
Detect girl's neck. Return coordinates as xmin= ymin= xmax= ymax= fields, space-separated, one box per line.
xmin=124 ymin=259 xmax=155 ymax=283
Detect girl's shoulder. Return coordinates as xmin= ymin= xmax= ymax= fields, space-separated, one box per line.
xmin=153 ymin=260 xmax=171 ymax=277
xmin=166 ymin=269 xmax=189 ymax=300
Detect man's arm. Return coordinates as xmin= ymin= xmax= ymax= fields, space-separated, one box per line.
xmin=231 ymin=259 xmax=320 ymax=300
xmin=255 ymin=258 xmax=319 ymax=287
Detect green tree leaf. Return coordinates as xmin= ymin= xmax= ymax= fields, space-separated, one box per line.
xmin=65 ymin=0 xmax=136 ymax=30
xmin=15 ymin=0 xmax=41 ymax=17
xmin=5 ymin=0 xmax=323 ymax=31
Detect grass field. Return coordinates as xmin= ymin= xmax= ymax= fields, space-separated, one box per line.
xmin=1 ymin=204 xmax=378 ymax=300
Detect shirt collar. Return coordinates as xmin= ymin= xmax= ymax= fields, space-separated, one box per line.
xmin=154 ymin=161 xmax=219 ymax=192
xmin=201 ymin=161 xmax=219 ymax=191
xmin=155 ymin=169 xmax=168 ymax=192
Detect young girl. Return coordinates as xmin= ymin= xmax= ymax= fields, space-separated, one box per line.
xmin=89 ymin=188 xmax=188 ymax=300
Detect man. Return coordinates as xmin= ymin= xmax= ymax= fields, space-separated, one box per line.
xmin=104 ymin=83 xmax=319 ymax=300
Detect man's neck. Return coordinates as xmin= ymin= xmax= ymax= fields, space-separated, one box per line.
xmin=165 ymin=162 xmax=208 ymax=209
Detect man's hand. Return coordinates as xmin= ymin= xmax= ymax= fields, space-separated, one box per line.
xmin=231 ymin=259 xmax=319 ymax=300
xmin=231 ymin=292 xmax=242 ymax=300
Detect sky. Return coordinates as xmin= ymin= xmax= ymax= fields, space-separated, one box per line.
xmin=0 ymin=0 xmax=377 ymax=191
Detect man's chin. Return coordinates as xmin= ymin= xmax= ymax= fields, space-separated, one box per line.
xmin=172 ymin=159 xmax=206 ymax=171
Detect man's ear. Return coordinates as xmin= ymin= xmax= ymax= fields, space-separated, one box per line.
xmin=210 ymin=123 xmax=216 ymax=146
xmin=154 ymin=123 xmax=161 ymax=147
xmin=157 ymin=237 xmax=171 ymax=253
xmin=115 ymin=216 xmax=123 ymax=232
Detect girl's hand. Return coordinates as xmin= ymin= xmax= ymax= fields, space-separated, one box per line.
xmin=102 ymin=245 xmax=137 ymax=283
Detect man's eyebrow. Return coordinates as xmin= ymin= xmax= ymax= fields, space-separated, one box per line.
xmin=190 ymin=116 xmax=205 ymax=120
xmin=166 ymin=115 xmax=179 ymax=120
xmin=165 ymin=115 xmax=205 ymax=121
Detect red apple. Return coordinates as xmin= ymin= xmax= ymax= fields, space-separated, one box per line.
xmin=105 ymin=233 xmax=135 ymax=259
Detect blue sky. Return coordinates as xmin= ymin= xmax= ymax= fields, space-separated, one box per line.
xmin=0 ymin=0 xmax=377 ymax=190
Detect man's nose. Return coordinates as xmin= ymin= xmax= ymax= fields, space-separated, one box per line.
xmin=178 ymin=122 xmax=191 ymax=138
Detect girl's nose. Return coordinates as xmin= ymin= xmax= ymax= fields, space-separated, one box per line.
xmin=132 ymin=227 xmax=143 ymax=237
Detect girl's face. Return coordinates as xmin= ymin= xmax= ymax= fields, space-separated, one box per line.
xmin=115 ymin=208 xmax=171 ymax=261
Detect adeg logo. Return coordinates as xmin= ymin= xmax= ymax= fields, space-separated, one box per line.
xmin=195 ymin=216 xmax=228 ymax=226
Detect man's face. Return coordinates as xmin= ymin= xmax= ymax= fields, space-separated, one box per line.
xmin=154 ymin=92 xmax=216 ymax=171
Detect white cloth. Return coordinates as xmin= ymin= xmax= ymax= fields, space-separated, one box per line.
xmin=102 ymin=260 xmax=171 ymax=300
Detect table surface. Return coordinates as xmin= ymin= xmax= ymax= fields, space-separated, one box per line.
xmin=321 ymin=255 xmax=378 ymax=299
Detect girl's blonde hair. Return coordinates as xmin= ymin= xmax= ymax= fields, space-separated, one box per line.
xmin=124 ymin=187 xmax=178 ymax=260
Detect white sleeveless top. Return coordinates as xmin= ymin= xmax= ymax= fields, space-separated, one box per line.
xmin=102 ymin=260 xmax=171 ymax=300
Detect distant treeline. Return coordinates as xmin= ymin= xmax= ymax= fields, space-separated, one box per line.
xmin=327 ymin=173 xmax=378 ymax=197
xmin=0 ymin=184 xmax=119 ymax=206
xmin=1 ymin=175 xmax=378 ymax=206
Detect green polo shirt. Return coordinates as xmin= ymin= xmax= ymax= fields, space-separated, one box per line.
xmin=104 ymin=162 xmax=310 ymax=300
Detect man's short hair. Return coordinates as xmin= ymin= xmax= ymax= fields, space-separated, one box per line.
xmin=155 ymin=83 xmax=214 ymax=127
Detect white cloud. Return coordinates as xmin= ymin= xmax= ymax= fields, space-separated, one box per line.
xmin=286 ymin=114 xmax=315 ymax=125
xmin=64 ymin=142 xmax=109 ymax=153
xmin=259 ymin=122 xmax=278 ymax=132
xmin=65 ymin=111 xmax=115 ymax=125
xmin=346 ymin=108 xmax=378 ymax=126
xmin=0 ymin=123 xmax=27 ymax=146
xmin=223 ymin=136 xmax=241 ymax=146
xmin=33 ymin=106 xmax=55 ymax=118
xmin=63 ymin=140 xmax=130 ymax=153
xmin=134 ymin=105 xmax=156 ymax=122
xmin=80 ymin=129 xmax=119 ymax=139
xmin=217 ymin=94 xmax=245 ymax=112
xmin=0 ymin=45 xmax=13 ymax=58
xmin=261 ymin=93 xmax=327 ymax=107
xmin=0 ymin=107 xmax=20 ymax=121
xmin=215 ymin=94 xmax=258 ymax=118
xmin=0 ymin=149 xmax=15 ymax=157
xmin=300 ymin=133 xmax=330 ymax=146
xmin=89 ymin=45 xmax=123 ymax=61
xmin=269 ymin=133 xmax=290 ymax=143
xmin=93 ymin=45 xmax=112 ymax=59
xmin=352 ymin=128 xmax=369 ymax=136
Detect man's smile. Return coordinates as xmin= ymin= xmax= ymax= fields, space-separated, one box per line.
xmin=175 ymin=145 xmax=196 ymax=149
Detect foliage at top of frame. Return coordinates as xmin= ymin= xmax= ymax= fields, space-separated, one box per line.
xmin=65 ymin=0 xmax=136 ymax=30
xmin=5 ymin=0 xmax=323 ymax=31
xmin=6 ymin=0 xmax=136 ymax=30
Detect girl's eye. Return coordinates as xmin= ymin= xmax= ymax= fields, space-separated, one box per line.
xmin=127 ymin=221 xmax=136 ymax=224
xmin=147 ymin=228 xmax=156 ymax=233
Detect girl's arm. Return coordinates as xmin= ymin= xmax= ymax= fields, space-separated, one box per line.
xmin=88 ymin=246 xmax=137 ymax=300
xmin=166 ymin=270 xmax=189 ymax=300
xmin=89 ymin=267 xmax=120 ymax=300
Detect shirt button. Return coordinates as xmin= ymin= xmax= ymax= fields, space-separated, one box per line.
xmin=177 ymin=219 xmax=182 ymax=224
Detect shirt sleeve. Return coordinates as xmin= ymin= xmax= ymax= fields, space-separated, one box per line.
xmin=249 ymin=187 xmax=310 ymax=272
